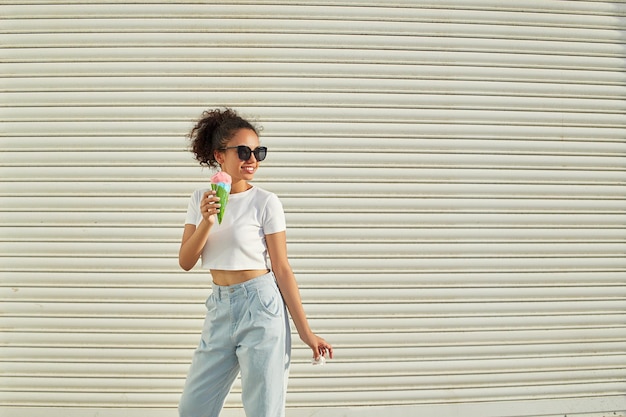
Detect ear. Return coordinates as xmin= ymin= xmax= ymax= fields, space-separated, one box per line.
xmin=214 ymin=149 xmax=225 ymax=165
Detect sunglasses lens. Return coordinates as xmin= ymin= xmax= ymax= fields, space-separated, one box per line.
xmin=254 ymin=147 xmax=267 ymax=161
xmin=236 ymin=146 xmax=252 ymax=161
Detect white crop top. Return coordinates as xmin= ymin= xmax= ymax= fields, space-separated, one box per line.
xmin=184 ymin=186 xmax=286 ymax=270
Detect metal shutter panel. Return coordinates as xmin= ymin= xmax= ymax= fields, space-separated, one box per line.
xmin=1 ymin=1 xmax=625 ymax=416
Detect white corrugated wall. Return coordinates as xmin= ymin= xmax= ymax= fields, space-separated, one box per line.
xmin=1 ymin=1 xmax=625 ymax=416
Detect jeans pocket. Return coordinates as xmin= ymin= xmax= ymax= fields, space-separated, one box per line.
xmin=254 ymin=286 xmax=282 ymax=317
xmin=205 ymin=293 xmax=217 ymax=312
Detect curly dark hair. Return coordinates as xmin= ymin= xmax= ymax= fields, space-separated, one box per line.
xmin=188 ymin=108 xmax=259 ymax=168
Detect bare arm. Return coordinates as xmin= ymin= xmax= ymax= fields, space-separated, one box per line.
xmin=266 ymin=231 xmax=333 ymax=360
xmin=179 ymin=190 xmax=219 ymax=271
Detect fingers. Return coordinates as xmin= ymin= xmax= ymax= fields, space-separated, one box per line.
xmin=326 ymin=344 xmax=334 ymax=359
xmin=318 ymin=344 xmax=333 ymax=359
xmin=313 ymin=338 xmax=333 ymax=360
xmin=202 ymin=190 xmax=220 ymax=204
xmin=201 ymin=191 xmax=221 ymax=216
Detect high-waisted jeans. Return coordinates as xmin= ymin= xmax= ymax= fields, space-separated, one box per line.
xmin=179 ymin=272 xmax=291 ymax=417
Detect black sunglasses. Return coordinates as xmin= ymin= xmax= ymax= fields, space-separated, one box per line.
xmin=221 ymin=145 xmax=267 ymax=162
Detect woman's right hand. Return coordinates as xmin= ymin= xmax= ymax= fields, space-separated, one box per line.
xmin=200 ymin=190 xmax=221 ymax=225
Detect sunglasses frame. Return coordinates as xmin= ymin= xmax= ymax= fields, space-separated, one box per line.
xmin=221 ymin=145 xmax=267 ymax=162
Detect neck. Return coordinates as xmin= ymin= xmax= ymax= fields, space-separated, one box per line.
xmin=230 ymin=180 xmax=251 ymax=194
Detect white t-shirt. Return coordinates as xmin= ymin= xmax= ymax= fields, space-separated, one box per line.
xmin=184 ymin=186 xmax=286 ymax=270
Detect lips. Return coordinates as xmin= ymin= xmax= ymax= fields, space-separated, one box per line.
xmin=242 ymin=165 xmax=256 ymax=174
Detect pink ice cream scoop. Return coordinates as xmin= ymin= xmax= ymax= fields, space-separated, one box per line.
xmin=210 ymin=172 xmax=232 ymax=224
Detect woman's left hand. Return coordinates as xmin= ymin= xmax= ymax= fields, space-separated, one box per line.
xmin=302 ymin=333 xmax=333 ymax=360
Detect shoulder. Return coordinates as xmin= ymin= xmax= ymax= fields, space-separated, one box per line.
xmin=250 ymin=186 xmax=281 ymax=204
xmin=190 ymin=188 xmax=210 ymax=199
xmin=252 ymin=187 xmax=286 ymax=232
xmin=251 ymin=186 xmax=285 ymax=217
xmin=186 ymin=188 xmax=210 ymax=209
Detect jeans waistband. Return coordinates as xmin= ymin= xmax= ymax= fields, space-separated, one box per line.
xmin=211 ymin=272 xmax=275 ymax=300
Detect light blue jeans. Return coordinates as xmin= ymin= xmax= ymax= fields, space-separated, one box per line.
xmin=179 ymin=272 xmax=291 ymax=417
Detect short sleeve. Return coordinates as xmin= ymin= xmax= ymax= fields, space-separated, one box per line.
xmin=184 ymin=190 xmax=203 ymax=226
xmin=262 ymin=193 xmax=286 ymax=235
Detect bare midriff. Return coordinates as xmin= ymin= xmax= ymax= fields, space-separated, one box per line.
xmin=210 ymin=269 xmax=270 ymax=286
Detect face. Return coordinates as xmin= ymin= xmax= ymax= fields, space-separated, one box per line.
xmin=215 ymin=128 xmax=262 ymax=182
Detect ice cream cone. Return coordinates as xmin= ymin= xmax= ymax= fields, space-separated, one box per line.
xmin=210 ymin=172 xmax=232 ymax=224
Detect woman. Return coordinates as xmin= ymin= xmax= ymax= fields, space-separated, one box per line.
xmin=178 ymin=108 xmax=333 ymax=417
